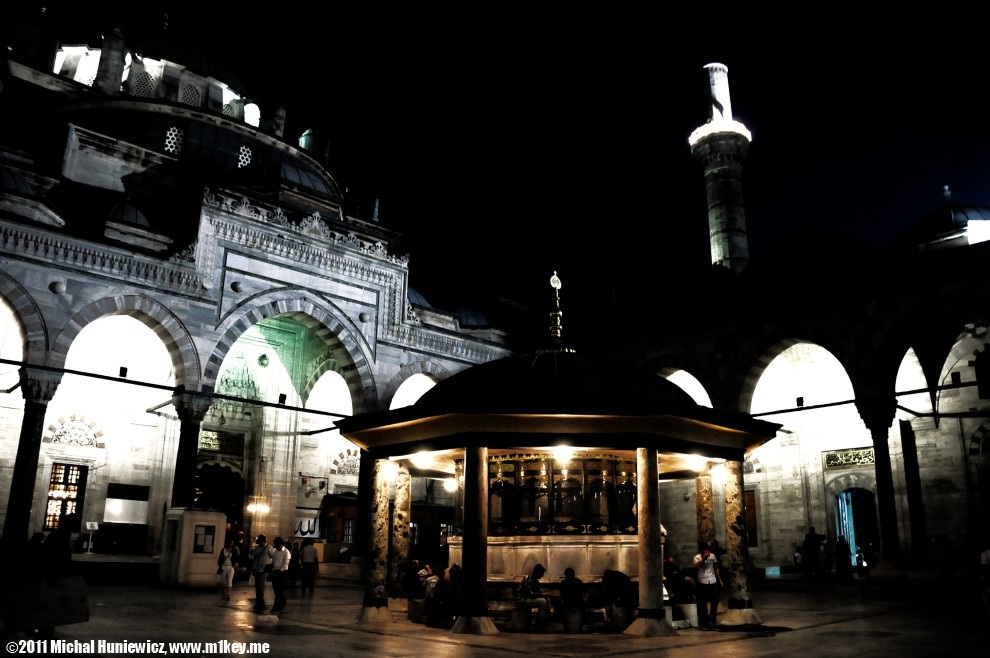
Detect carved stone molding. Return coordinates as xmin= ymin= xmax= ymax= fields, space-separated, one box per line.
xmin=0 ymin=223 xmax=204 ymax=295
xmin=202 ymin=187 xmax=409 ymax=268
xmin=19 ymin=367 xmax=63 ymax=404
xmin=173 ymin=391 xmax=214 ymax=423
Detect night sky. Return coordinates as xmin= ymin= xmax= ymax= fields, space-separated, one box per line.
xmin=12 ymin=5 xmax=990 ymax=338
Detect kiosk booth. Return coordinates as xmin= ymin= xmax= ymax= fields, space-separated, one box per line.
xmin=159 ymin=508 xmax=227 ymax=586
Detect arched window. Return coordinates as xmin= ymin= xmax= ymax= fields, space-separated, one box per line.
xmin=133 ymin=71 xmax=157 ymax=98
xmin=180 ymin=85 xmax=201 ymax=106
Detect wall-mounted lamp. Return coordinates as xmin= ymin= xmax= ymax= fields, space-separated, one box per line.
xmin=683 ymin=492 xmax=691 ymax=502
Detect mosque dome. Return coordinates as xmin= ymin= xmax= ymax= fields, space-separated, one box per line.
xmin=414 ymin=348 xmax=695 ymax=416
xmin=896 ymin=186 xmax=990 ymax=250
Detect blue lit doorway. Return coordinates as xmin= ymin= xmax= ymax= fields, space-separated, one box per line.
xmin=836 ymin=488 xmax=878 ymax=570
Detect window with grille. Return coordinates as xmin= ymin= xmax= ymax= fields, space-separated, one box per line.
xmin=180 ymin=85 xmax=201 ymax=106
xmin=164 ymin=126 xmax=184 ymax=155
xmin=237 ymin=145 xmax=252 ymax=168
xmin=45 ymin=463 xmax=87 ymax=531
xmin=133 ymin=71 xmax=156 ymax=98
xmin=342 ymin=519 xmax=355 ymax=544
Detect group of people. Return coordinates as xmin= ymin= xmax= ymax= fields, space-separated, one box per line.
xmin=661 ymin=541 xmax=725 ymax=629
xmin=406 ymin=559 xmax=463 ymax=628
xmin=517 ymin=563 xmax=586 ymax=630
xmin=217 ymin=533 xmax=320 ymax=614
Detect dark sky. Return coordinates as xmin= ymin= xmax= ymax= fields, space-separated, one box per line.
xmin=17 ymin=5 xmax=990 ymax=336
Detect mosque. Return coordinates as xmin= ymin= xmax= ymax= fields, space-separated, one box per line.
xmin=1 ymin=6 xmax=989 ymax=634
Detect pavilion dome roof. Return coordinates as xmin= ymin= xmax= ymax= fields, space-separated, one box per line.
xmin=415 ymin=346 xmax=696 ymax=416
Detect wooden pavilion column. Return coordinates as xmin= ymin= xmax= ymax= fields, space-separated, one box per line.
xmin=624 ymin=446 xmax=676 ymax=637
xmin=695 ymin=472 xmax=715 ymax=548
xmin=390 ymin=464 xmax=412 ymax=600
xmin=721 ymin=459 xmax=760 ymax=624
xmin=451 ymin=444 xmax=497 ymax=634
xmin=358 ymin=457 xmax=392 ymax=622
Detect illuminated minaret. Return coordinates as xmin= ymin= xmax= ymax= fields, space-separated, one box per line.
xmin=688 ymin=63 xmax=752 ymax=274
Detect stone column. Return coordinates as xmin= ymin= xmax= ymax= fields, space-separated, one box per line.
xmin=390 ymin=464 xmax=411 ymax=600
xmin=358 ymin=457 xmax=392 ymax=622
xmin=0 ymin=367 xmax=61 ymax=553
xmin=695 ymin=473 xmax=715 ymax=548
xmin=170 ymin=392 xmax=212 ymax=509
xmin=721 ymin=460 xmax=760 ymax=624
xmin=625 ymin=447 xmax=676 ymax=637
xmin=451 ymin=445 xmax=497 ymax=634
xmin=857 ymin=397 xmax=900 ymax=566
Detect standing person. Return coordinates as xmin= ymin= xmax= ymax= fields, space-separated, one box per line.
xmin=299 ymin=538 xmax=319 ymax=594
xmin=835 ymin=536 xmax=852 ymax=581
xmin=250 ymin=534 xmax=274 ymax=613
xmin=693 ymin=542 xmax=723 ymax=629
xmin=802 ymin=527 xmax=822 ymax=579
xmin=269 ymin=536 xmax=291 ymax=613
xmin=234 ymin=531 xmax=251 ymax=581
xmin=288 ymin=540 xmax=302 ymax=586
xmin=980 ymin=543 xmax=990 ymax=617
xmin=445 ymin=562 xmax=462 ymax=626
xmin=217 ymin=539 xmax=239 ymax=601
xmin=405 ymin=559 xmax=423 ymax=599
xmin=36 ymin=523 xmax=74 ymax=639
xmin=517 ymin=563 xmax=550 ymax=628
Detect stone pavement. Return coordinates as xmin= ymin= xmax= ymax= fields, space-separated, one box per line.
xmin=3 ymin=568 xmax=989 ymax=657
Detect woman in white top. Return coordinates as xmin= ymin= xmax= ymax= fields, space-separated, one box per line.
xmin=217 ymin=539 xmax=238 ymax=601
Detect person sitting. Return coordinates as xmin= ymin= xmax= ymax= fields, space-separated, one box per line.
xmin=664 ymin=554 xmax=691 ymax=602
xmin=558 ymin=567 xmax=584 ymax=632
xmin=601 ymin=568 xmax=636 ymax=627
xmin=517 ymin=563 xmax=550 ymax=628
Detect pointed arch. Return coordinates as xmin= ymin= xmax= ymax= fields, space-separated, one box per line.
xmin=208 ymin=291 xmax=377 ymax=414
xmin=0 ymin=270 xmax=49 ymax=365
xmin=380 ymin=360 xmax=450 ymax=409
xmin=47 ymin=294 xmax=200 ymax=389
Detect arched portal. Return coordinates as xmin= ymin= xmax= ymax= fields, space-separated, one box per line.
xmin=835 ymin=487 xmax=879 ymax=569
xmin=195 ymin=463 xmax=245 ymax=539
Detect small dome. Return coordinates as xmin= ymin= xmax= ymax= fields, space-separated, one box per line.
xmin=408 ymin=288 xmax=431 ymax=308
xmin=105 ymin=198 xmax=150 ymax=226
xmin=0 ymin=165 xmax=33 ymax=195
xmin=415 ymin=349 xmax=695 ymax=416
xmin=281 ymin=163 xmax=337 ymax=198
xmin=457 ymin=305 xmax=491 ymax=328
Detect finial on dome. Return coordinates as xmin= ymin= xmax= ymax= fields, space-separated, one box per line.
xmin=549 ymin=271 xmax=563 ymax=343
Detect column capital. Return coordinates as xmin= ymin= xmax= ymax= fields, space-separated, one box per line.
xmin=173 ymin=391 xmax=213 ymax=423
xmin=856 ymin=396 xmax=896 ymax=431
xmin=19 ymin=367 xmax=62 ymax=405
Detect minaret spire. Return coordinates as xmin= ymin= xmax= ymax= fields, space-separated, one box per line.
xmin=549 ymin=271 xmax=563 ymax=345
xmin=688 ymin=63 xmax=753 ymax=274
